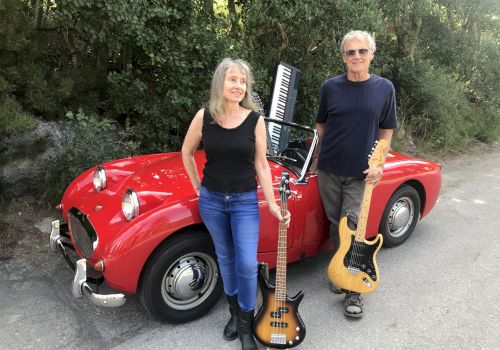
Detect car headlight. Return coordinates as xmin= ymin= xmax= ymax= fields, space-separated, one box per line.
xmin=93 ymin=166 xmax=107 ymax=192
xmin=122 ymin=189 xmax=139 ymax=221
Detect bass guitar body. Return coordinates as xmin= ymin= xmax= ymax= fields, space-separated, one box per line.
xmin=253 ymin=266 xmax=306 ymax=349
xmin=327 ymin=216 xmax=383 ymax=294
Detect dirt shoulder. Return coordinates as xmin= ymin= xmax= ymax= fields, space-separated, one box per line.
xmin=0 ymin=199 xmax=55 ymax=264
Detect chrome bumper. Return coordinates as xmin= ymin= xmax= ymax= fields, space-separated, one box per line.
xmin=50 ymin=220 xmax=126 ymax=308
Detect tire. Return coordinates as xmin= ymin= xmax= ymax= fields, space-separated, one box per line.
xmin=379 ymin=185 xmax=421 ymax=248
xmin=139 ymin=231 xmax=222 ymax=323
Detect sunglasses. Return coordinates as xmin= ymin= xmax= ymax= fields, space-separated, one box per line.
xmin=344 ymin=48 xmax=370 ymax=57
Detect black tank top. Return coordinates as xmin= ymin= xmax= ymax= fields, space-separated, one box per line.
xmin=201 ymin=109 xmax=260 ymax=193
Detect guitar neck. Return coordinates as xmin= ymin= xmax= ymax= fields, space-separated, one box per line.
xmin=355 ymin=182 xmax=374 ymax=242
xmin=275 ymin=202 xmax=288 ymax=300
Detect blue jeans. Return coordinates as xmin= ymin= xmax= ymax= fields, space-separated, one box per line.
xmin=198 ymin=186 xmax=260 ymax=312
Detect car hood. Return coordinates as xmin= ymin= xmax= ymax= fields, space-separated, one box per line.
xmin=61 ymin=152 xmax=203 ymax=221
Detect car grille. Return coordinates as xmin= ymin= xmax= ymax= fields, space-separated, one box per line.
xmin=68 ymin=209 xmax=98 ymax=258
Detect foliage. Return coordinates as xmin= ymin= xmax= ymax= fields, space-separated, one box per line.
xmin=0 ymin=0 xmax=499 ymax=169
xmin=0 ymin=96 xmax=36 ymax=134
xmin=396 ymin=59 xmax=473 ymax=153
xmin=43 ymin=110 xmax=139 ymax=202
xmin=53 ymin=0 xmax=226 ymax=152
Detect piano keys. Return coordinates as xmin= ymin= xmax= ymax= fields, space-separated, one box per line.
xmin=266 ymin=62 xmax=301 ymax=155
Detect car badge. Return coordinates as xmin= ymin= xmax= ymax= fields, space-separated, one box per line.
xmin=94 ymin=204 xmax=103 ymax=212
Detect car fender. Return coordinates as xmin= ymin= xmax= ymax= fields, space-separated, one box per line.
xmin=101 ymin=196 xmax=204 ymax=294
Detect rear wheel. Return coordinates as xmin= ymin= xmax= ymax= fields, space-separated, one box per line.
xmin=139 ymin=231 xmax=222 ymax=323
xmin=379 ymin=185 xmax=421 ymax=247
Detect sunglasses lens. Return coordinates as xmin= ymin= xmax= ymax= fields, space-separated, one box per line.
xmin=345 ymin=49 xmax=370 ymax=57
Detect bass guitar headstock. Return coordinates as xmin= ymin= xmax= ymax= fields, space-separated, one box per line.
xmin=279 ymin=171 xmax=291 ymax=202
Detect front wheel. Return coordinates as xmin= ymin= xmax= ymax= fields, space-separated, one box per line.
xmin=379 ymin=185 xmax=421 ymax=247
xmin=139 ymin=231 xmax=222 ymax=323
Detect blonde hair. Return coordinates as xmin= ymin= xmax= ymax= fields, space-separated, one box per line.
xmin=340 ymin=30 xmax=376 ymax=54
xmin=209 ymin=58 xmax=258 ymax=120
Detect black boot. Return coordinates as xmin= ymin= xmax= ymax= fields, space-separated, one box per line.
xmin=223 ymin=294 xmax=239 ymax=340
xmin=238 ymin=309 xmax=258 ymax=350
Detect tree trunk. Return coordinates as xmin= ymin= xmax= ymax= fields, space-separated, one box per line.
xmin=407 ymin=17 xmax=422 ymax=62
xmin=228 ymin=0 xmax=238 ymax=38
xmin=204 ymin=0 xmax=214 ymax=20
xmin=34 ymin=0 xmax=43 ymax=29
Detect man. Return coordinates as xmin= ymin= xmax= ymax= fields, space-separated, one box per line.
xmin=310 ymin=30 xmax=397 ymax=318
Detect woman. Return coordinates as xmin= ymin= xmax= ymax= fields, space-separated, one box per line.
xmin=182 ymin=58 xmax=290 ymax=350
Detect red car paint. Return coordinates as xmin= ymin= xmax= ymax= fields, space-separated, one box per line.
xmin=60 ymin=149 xmax=441 ymax=295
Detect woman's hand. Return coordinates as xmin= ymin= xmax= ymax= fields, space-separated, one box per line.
xmin=269 ymin=203 xmax=291 ymax=228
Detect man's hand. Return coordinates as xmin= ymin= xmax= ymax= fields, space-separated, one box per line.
xmin=363 ymin=166 xmax=383 ymax=186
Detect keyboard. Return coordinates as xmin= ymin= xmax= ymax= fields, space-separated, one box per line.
xmin=266 ymin=62 xmax=300 ymax=155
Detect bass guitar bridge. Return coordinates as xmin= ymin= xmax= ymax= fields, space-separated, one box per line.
xmin=271 ymin=333 xmax=287 ymax=345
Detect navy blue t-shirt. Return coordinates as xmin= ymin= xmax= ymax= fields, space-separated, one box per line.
xmin=315 ymin=74 xmax=397 ymax=178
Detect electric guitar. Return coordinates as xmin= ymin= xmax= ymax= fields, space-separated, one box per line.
xmin=252 ymin=171 xmax=306 ymax=349
xmin=327 ymin=140 xmax=388 ymax=294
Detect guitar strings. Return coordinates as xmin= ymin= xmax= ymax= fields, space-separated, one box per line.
xmin=339 ymin=142 xmax=383 ymax=296
xmin=279 ymin=187 xmax=287 ymax=341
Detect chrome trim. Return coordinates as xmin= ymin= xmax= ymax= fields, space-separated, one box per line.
xmin=49 ymin=220 xmax=60 ymax=252
xmin=74 ymin=259 xmax=126 ymax=307
xmin=93 ymin=166 xmax=107 ymax=192
xmin=122 ymin=189 xmax=140 ymax=221
xmin=296 ymin=129 xmax=318 ymax=184
xmin=49 ymin=220 xmax=126 ymax=308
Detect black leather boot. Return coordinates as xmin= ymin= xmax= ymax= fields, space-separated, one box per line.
xmin=223 ymin=294 xmax=239 ymax=340
xmin=238 ymin=309 xmax=258 ymax=350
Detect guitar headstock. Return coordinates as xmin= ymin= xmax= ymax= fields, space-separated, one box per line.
xmin=367 ymin=139 xmax=388 ymax=169
xmin=279 ymin=171 xmax=291 ymax=202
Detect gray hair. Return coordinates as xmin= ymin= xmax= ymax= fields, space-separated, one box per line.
xmin=340 ymin=30 xmax=376 ymax=54
xmin=209 ymin=58 xmax=258 ymax=119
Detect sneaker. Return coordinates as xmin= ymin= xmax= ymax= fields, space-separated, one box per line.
xmin=344 ymin=292 xmax=363 ymax=318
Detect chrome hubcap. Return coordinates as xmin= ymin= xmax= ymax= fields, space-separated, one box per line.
xmin=387 ymin=197 xmax=414 ymax=238
xmin=161 ymin=253 xmax=218 ymax=310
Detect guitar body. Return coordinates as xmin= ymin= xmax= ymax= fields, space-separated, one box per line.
xmin=327 ymin=216 xmax=383 ymax=294
xmin=253 ymin=268 xmax=306 ymax=349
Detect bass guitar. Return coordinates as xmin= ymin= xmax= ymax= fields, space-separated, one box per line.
xmin=327 ymin=140 xmax=388 ymax=294
xmin=253 ymin=171 xmax=306 ymax=349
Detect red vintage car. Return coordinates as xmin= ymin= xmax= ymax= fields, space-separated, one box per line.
xmin=49 ymin=119 xmax=441 ymax=323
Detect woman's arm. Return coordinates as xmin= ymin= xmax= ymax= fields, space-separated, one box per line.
xmin=181 ymin=109 xmax=204 ymax=196
xmin=254 ymin=116 xmax=290 ymax=225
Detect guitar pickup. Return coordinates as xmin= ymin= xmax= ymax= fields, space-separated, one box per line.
xmin=270 ymin=306 xmax=289 ymax=318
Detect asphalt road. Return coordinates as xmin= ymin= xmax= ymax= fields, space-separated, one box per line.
xmin=1 ymin=144 xmax=499 ymax=350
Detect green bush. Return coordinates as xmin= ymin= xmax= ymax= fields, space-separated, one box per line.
xmin=44 ymin=110 xmax=139 ymax=204
xmin=0 ymin=97 xmax=36 ymax=134
xmin=396 ymin=59 xmax=475 ymax=154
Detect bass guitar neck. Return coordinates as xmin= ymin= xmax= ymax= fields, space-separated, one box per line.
xmin=252 ymin=171 xmax=306 ymax=348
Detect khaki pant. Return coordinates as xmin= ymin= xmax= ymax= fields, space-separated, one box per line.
xmin=317 ymin=170 xmax=365 ymax=255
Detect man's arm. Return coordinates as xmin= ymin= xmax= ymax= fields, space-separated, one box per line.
xmin=378 ymin=128 xmax=394 ymax=157
xmin=309 ymin=123 xmax=325 ymax=173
